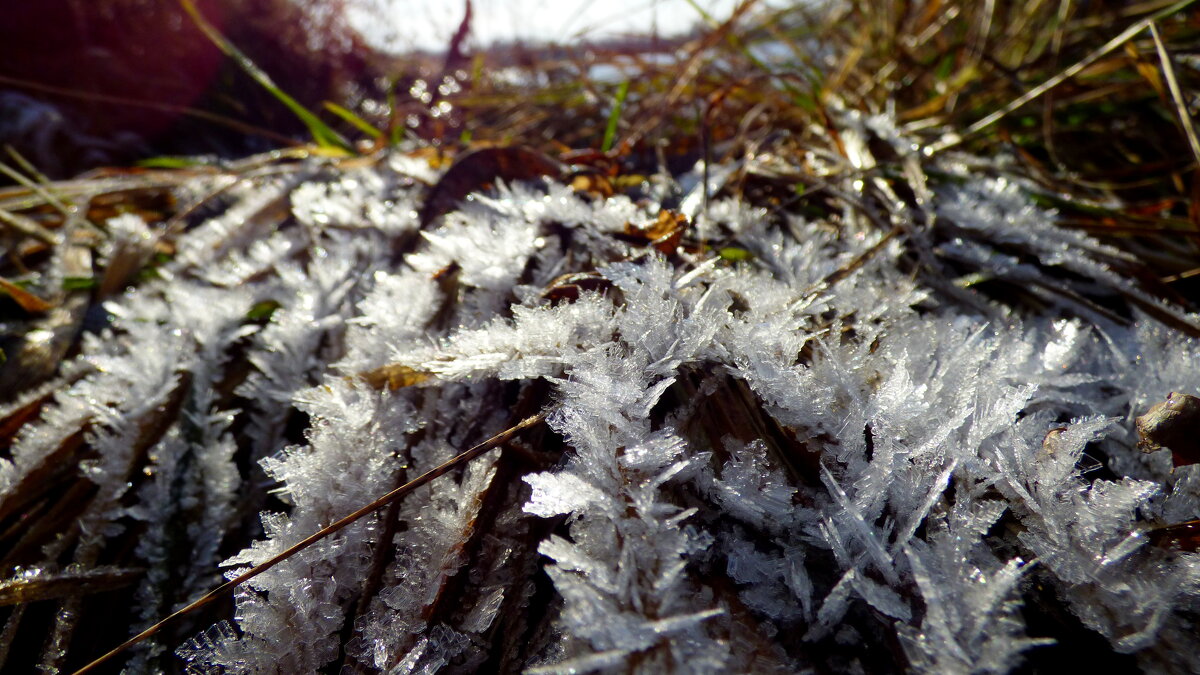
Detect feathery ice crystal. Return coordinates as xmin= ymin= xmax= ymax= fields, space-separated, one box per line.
xmin=3 ymin=112 xmax=1200 ymax=673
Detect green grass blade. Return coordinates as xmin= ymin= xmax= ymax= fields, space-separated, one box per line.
xmin=385 ymin=82 xmax=407 ymax=145
xmin=601 ymin=81 xmax=630 ymax=153
xmin=323 ymin=102 xmax=384 ymax=140
xmin=179 ymin=0 xmax=351 ymax=153
xmin=136 ymin=156 xmax=208 ymax=169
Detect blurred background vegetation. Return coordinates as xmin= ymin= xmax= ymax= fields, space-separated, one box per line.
xmin=1 ymin=1 xmax=1196 ymax=187
xmin=1 ymin=0 xmax=1197 ymax=258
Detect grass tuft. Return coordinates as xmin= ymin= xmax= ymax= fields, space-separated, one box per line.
xmin=179 ymin=0 xmax=353 ymax=154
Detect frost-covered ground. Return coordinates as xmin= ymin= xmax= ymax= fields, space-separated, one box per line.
xmin=5 ymin=113 xmax=1200 ymax=673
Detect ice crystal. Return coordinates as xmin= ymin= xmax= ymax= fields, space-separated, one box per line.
xmin=6 ymin=113 xmax=1200 ymax=674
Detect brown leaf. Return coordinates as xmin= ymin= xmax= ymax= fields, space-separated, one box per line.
xmin=569 ymin=173 xmax=614 ymax=198
xmin=618 ymin=209 xmax=688 ymax=254
xmin=419 ymin=146 xmax=565 ymax=228
xmin=86 ymin=188 xmax=175 ymax=225
xmin=1136 ymin=391 xmax=1200 ymax=468
xmin=541 ymin=272 xmax=612 ymax=305
xmin=358 ymin=364 xmax=432 ymax=390
xmin=0 ymin=277 xmax=55 ymax=313
xmin=406 ymin=146 xmax=453 ymax=170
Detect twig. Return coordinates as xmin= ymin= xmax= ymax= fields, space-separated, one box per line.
xmin=793 ymin=224 xmax=904 ymax=311
xmin=71 ymin=413 xmax=546 ymax=675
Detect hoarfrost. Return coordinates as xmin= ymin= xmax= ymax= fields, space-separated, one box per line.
xmin=8 ymin=115 xmax=1200 ymax=674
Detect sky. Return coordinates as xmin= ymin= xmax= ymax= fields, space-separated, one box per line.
xmin=347 ymin=0 xmax=775 ymax=53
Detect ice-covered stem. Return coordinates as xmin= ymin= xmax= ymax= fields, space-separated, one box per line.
xmin=77 ymin=413 xmax=543 ymax=675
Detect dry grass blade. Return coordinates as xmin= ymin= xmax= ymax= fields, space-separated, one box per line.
xmin=795 ymin=224 xmax=904 ymax=310
xmin=4 ymin=146 xmax=51 ymax=185
xmin=0 ymin=206 xmax=58 ymax=245
xmin=0 ymin=566 xmax=143 ymax=606
xmin=0 ymin=163 xmax=75 ymax=223
xmin=1149 ymin=21 xmax=1200 ymax=170
xmin=928 ymin=0 xmax=1200 ymax=153
xmin=70 ymin=413 xmax=546 ymax=675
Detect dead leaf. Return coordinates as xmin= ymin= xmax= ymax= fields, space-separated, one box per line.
xmin=618 ymin=209 xmax=688 ymax=254
xmin=419 ymin=146 xmax=564 ymax=228
xmin=569 ymin=173 xmax=614 ymax=198
xmin=542 ymin=272 xmax=612 ymax=305
xmin=357 ymin=364 xmax=432 ymax=390
xmin=1136 ymin=391 xmax=1200 ymax=468
xmin=0 ymin=278 xmax=55 ymax=313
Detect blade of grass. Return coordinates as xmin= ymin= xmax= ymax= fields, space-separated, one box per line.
xmin=928 ymin=0 xmax=1200 ymax=154
xmin=0 ymin=74 xmax=299 ymax=147
xmin=0 ymin=163 xmax=97 ymax=236
xmin=385 ymin=81 xmax=406 ymax=146
xmin=323 ymin=102 xmax=385 ymax=140
xmin=0 ymin=207 xmax=59 ymax=246
xmin=601 ymin=81 xmax=630 ymax=153
xmin=4 ymin=146 xmax=50 ymax=185
xmin=386 ymin=78 xmax=410 ymax=147
xmin=1149 ymin=21 xmax=1200 ymax=169
xmin=179 ymin=0 xmax=352 ymax=153
xmin=135 ymin=156 xmax=210 ymax=169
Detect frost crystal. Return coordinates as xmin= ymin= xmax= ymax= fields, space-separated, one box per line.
xmin=7 ymin=114 xmax=1200 ymax=674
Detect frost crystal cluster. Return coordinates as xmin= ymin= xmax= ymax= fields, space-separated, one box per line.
xmin=4 ymin=113 xmax=1200 ymax=673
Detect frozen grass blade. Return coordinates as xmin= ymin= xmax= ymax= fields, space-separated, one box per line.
xmin=4 ymin=2 xmax=1200 ymax=672
xmin=71 ymin=413 xmax=546 ymax=675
